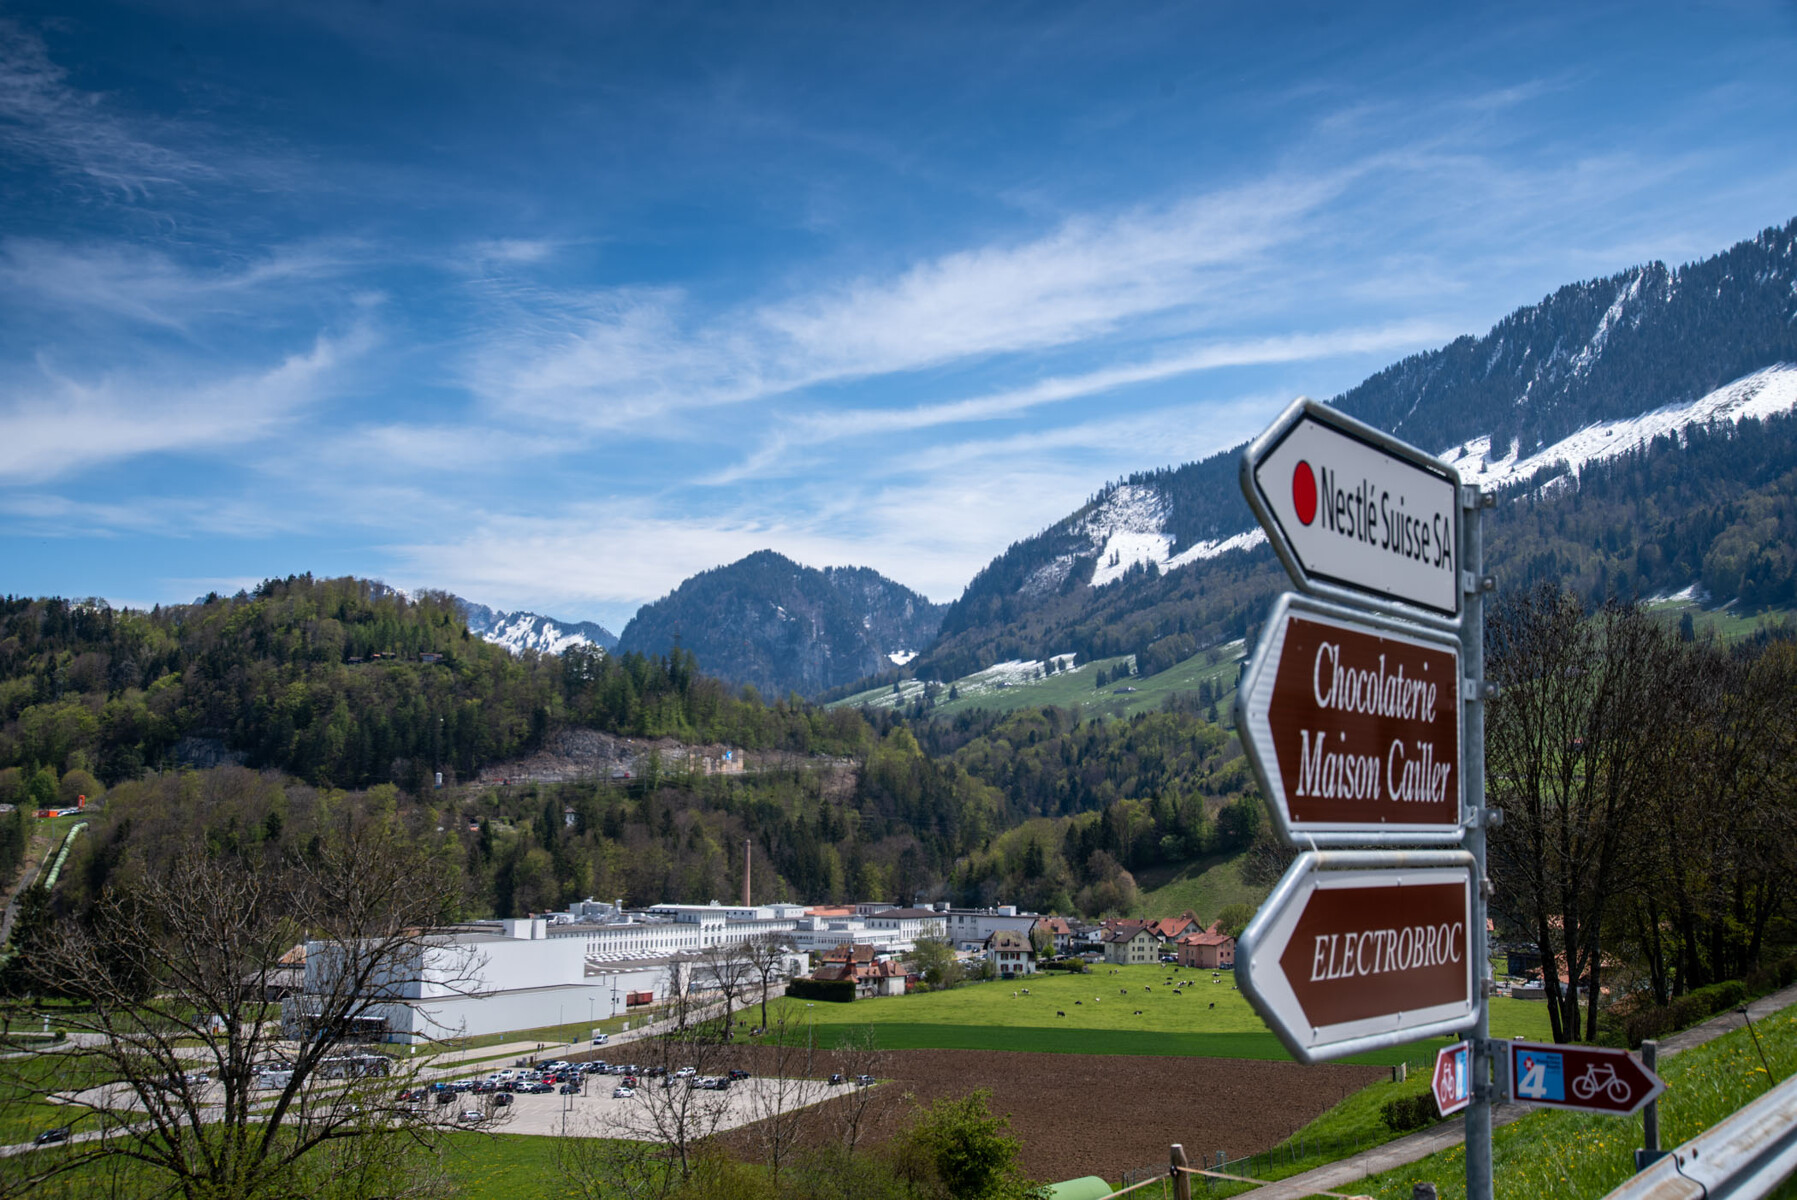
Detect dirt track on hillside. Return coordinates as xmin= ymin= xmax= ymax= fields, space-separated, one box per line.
xmin=710 ymin=1045 xmax=1383 ymax=1183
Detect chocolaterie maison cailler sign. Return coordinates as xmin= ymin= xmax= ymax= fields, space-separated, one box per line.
xmin=1237 ymin=592 xmax=1462 ymax=843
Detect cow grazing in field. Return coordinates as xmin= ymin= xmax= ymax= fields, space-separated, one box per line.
xmin=1209 ymin=1002 xmax=1215 ymax=1009
xmin=1057 ymin=1011 xmax=1065 ymax=1017
xmin=1133 ymin=1009 xmax=1143 ymax=1015
xmin=1075 ymin=1001 xmax=1082 ymax=1005
xmin=1120 ymin=988 xmax=1127 ymax=995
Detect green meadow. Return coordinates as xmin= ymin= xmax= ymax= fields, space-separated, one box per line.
xmin=761 ymin=965 xmax=1555 ymax=1065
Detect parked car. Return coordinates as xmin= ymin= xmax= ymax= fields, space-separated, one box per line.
xmin=674 ymin=1066 xmax=696 ymax=1078
xmin=855 ymin=1074 xmax=876 ymax=1087
xmin=828 ymin=1073 xmax=846 ymax=1085
xmin=34 ymin=1128 xmax=69 ymax=1145
xmin=559 ymin=1081 xmax=581 ymax=1095
xmin=592 ymin=1033 xmax=609 ymax=1046
xmin=611 ymin=1086 xmax=635 ymax=1099
xmin=457 ymin=1110 xmax=486 ymax=1125
xmin=434 ymin=1090 xmax=456 ymax=1105
xmin=517 ymin=1081 xmax=552 ymax=1094
xmin=727 ymin=1069 xmax=751 ymax=1081
xmin=491 ymin=1093 xmax=513 ymax=1107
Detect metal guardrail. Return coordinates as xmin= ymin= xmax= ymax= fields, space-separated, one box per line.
xmin=1601 ymin=1069 xmax=1797 ymax=1199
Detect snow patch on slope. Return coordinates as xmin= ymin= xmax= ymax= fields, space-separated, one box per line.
xmin=481 ymin=614 xmax=603 ymax=656
xmin=1442 ymin=363 xmax=1797 ymax=489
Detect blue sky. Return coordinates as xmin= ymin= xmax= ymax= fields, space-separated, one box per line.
xmin=3 ymin=1 xmax=1796 ymax=631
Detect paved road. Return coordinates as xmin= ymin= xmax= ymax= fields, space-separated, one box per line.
xmin=1231 ymin=983 xmax=1797 ymax=1200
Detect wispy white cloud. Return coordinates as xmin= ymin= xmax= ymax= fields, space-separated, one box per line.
xmin=464 ymin=171 xmax=1354 ymax=430
xmin=0 ymin=238 xmax=357 ymax=332
xmin=0 ymin=327 xmax=375 ymax=485
xmin=0 ymin=19 xmax=216 ymax=196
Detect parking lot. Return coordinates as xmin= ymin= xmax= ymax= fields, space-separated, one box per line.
xmin=474 ymin=1074 xmax=839 ymax=1138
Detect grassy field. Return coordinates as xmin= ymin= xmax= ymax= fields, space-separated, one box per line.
xmin=759 ymin=966 xmax=1555 ymax=1066
xmin=1644 ymin=595 xmax=1794 ymax=642
xmin=830 ymin=644 xmax=1246 ymax=724
xmin=438 ymin=1132 xmax=594 ymax=1199
xmin=1132 ymin=853 xmax=1265 ymax=921
xmin=1336 ymin=1003 xmax=1797 ymax=1199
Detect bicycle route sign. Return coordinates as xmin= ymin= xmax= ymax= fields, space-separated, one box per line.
xmin=1235 ymin=592 xmax=1462 ymax=845
xmin=1507 ymin=1041 xmax=1666 ymax=1115
xmin=1241 ymin=397 xmax=1463 ymax=621
xmin=1236 ymin=853 xmax=1477 ymax=1063
xmin=1433 ymin=1040 xmax=1472 ymax=1117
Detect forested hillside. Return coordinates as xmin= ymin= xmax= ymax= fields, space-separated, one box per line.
xmin=0 ymin=576 xmax=864 ymax=793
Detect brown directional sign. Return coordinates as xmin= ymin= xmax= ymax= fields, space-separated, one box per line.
xmin=1236 ymin=592 xmax=1462 ymax=845
xmin=1508 ymin=1041 xmax=1666 ymax=1115
xmin=1237 ymin=852 xmax=1476 ymax=1063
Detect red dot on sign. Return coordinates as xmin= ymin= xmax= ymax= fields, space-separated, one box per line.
xmin=1292 ymin=461 xmax=1318 ymax=526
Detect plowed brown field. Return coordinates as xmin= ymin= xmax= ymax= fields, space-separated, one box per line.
xmin=712 ymin=1044 xmax=1384 ymax=1182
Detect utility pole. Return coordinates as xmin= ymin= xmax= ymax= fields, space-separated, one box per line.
xmin=1462 ymin=482 xmax=1496 ymax=1200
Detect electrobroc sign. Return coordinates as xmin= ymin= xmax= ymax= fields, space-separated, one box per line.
xmin=1242 ymin=399 xmax=1463 ymax=621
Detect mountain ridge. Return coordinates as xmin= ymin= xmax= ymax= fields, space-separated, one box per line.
xmin=906 ymin=217 xmax=1797 ymax=683
xmin=616 ymin=549 xmax=946 ymax=697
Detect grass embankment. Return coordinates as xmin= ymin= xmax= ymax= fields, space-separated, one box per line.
xmin=762 ymin=966 xmax=1553 ymax=1065
xmin=438 ymin=1132 xmax=592 ymax=1199
xmin=427 ymin=1009 xmax=649 ymax=1059
xmin=1133 ymin=853 xmax=1264 ymax=921
xmin=1249 ymin=1006 xmax=1797 ymax=1199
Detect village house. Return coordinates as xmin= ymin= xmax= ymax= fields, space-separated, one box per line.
xmin=984 ymin=928 xmax=1037 ymax=978
xmin=813 ymin=944 xmax=909 ymax=997
xmin=1102 ymin=926 xmax=1161 ymax=966
xmin=1032 ymin=916 xmax=1075 ymax=955
xmin=1175 ymin=921 xmax=1236 ymax=969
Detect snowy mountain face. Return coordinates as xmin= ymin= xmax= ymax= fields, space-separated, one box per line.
xmin=914 ymin=218 xmax=1797 ymax=683
xmin=456 ymin=599 xmax=617 ymax=656
xmin=1029 ymin=362 xmax=1797 ymax=596
xmin=1443 ymin=363 xmax=1797 ymax=491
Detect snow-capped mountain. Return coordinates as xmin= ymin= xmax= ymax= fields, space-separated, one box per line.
xmin=1037 ymin=362 xmax=1797 ymax=593
xmin=457 ymin=599 xmax=617 ymax=656
xmin=1443 ymin=363 xmax=1797 ymax=490
xmin=914 ymin=217 xmax=1797 ymax=683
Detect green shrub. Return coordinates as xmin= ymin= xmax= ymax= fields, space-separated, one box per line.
xmin=1380 ymin=1092 xmax=1439 ymax=1133
xmin=786 ymin=977 xmax=856 ymax=1004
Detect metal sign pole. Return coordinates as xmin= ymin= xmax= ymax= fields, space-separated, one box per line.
xmin=1462 ymin=484 xmax=1493 ymax=1200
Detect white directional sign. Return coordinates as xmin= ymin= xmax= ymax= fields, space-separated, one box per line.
xmin=1242 ymin=397 xmax=1463 ymax=621
xmin=1236 ymin=592 xmax=1463 ymax=847
xmin=1236 ymin=851 xmax=1477 ymax=1064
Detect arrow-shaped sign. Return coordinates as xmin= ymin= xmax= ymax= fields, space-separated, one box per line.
xmin=1508 ymin=1041 xmax=1666 ymax=1116
xmin=1238 ymin=851 xmax=1477 ymax=1064
xmin=1242 ymin=397 xmax=1463 ymax=622
xmin=1236 ymin=592 xmax=1463 ymax=847
xmin=1434 ymin=1041 xmax=1472 ymax=1117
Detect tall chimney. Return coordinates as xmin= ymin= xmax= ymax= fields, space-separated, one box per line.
xmin=743 ymin=838 xmax=752 ymax=907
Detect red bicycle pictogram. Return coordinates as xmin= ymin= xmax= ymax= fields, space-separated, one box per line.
xmin=1571 ymin=1062 xmax=1632 ymax=1104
